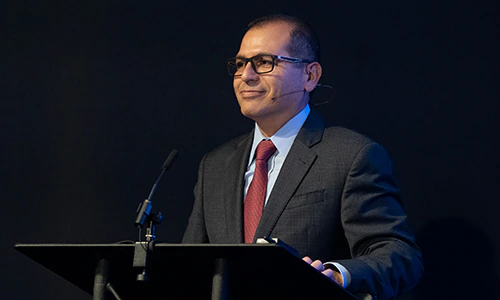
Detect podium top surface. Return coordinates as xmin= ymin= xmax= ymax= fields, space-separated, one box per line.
xmin=15 ymin=242 xmax=356 ymax=300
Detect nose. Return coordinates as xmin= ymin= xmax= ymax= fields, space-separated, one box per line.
xmin=240 ymin=61 xmax=259 ymax=82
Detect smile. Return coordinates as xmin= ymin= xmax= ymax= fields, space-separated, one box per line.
xmin=240 ymin=90 xmax=265 ymax=98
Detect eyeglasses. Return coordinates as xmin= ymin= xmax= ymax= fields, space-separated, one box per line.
xmin=226 ymin=54 xmax=314 ymax=76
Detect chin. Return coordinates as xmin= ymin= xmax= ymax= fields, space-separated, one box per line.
xmin=238 ymin=98 xmax=273 ymax=119
xmin=239 ymin=106 xmax=262 ymax=121
xmin=240 ymin=108 xmax=257 ymax=119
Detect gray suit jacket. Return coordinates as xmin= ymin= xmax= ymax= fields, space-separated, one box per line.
xmin=182 ymin=110 xmax=423 ymax=299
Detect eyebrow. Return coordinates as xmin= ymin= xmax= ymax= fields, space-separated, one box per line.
xmin=234 ymin=53 xmax=275 ymax=59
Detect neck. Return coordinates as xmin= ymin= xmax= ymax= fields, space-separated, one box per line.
xmin=255 ymin=103 xmax=308 ymax=137
xmin=257 ymin=123 xmax=281 ymax=138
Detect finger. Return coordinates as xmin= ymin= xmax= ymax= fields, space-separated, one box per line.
xmin=302 ymin=256 xmax=313 ymax=264
xmin=311 ymin=260 xmax=324 ymax=271
xmin=322 ymin=269 xmax=335 ymax=281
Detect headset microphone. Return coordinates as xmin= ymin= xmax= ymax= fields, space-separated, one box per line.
xmin=271 ymin=90 xmax=305 ymax=101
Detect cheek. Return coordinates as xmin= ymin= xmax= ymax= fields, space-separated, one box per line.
xmin=267 ymin=76 xmax=287 ymax=91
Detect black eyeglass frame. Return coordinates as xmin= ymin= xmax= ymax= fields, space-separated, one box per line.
xmin=226 ymin=54 xmax=314 ymax=76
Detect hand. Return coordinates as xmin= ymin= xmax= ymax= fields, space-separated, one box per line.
xmin=302 ymin=256 xmax=344 ymax=287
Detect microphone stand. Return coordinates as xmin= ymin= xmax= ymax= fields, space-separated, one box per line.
xmin=92 ymin=150 xmax=178 ymax=300
xmin=133 ymin=198 xmax=163 ymax=282
xmin=95 ymin=199 xmax=161 ymax=300
xmin=133 ymin=149 xmax=178 ymax=283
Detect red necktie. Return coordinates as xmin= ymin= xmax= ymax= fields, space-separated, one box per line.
xmin=244 ymin=139 xmax=277 ymax=243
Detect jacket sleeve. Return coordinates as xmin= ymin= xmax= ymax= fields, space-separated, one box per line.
xmin=335 ymin=143 xmax=423 ymax=300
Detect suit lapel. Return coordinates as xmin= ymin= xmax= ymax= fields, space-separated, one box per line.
xmin=254 ymin=110 xmax=324 ymax=241
xmin=223 ymin=133 xmax=253 ymax=243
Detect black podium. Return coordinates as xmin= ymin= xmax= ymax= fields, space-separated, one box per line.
xmin=15 ymin=242 xmax=358 ymax=300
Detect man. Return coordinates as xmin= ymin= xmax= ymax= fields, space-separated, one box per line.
xmin=182 ymin=14 xmax=423 ymax=299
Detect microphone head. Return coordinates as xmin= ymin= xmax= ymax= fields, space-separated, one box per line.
xmin=162 ymin=149 xmax=179 ymax=171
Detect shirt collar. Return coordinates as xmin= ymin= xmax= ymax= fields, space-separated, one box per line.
xmin=248 ymin=104 xmax=311 ymax=164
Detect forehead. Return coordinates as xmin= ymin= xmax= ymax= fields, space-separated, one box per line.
xmin=237 ymin=22 xmax=293 ymax=57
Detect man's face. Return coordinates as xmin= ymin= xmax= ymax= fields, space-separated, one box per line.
xmin=233 ymin=22 xmax=309 ymax=126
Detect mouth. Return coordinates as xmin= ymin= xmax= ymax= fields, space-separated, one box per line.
xmin=240 ymin=90 xmax=266 ymax=98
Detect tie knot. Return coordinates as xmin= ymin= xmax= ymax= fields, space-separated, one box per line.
xmin=255 ymin=139 xmax=276 ymax=162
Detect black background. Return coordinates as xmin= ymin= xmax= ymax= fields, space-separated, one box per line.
xmin=2 ymin=1 xmax=499 ymax=299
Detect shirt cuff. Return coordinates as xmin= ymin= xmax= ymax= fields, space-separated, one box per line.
xmin=323 ymin=262 xmax=351 ymax=289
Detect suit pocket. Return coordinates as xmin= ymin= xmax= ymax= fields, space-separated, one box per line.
xmin=286 ymin=189 xmax=325 ymax=210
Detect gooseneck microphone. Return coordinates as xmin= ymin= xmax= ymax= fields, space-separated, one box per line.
xmin=147 ymin=149 xmax=178 ymax=203
xmin=134 ymin=149 xmax=179 ymax=228
xmin=133 ymin=149 xmax=179 ymax=283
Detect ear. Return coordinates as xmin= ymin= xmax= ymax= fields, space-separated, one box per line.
xmin=304 ymin=62 xmax=322 ymax=92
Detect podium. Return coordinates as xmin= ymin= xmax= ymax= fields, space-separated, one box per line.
xmin=15 ymin=242 xmax=358 ymax=300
